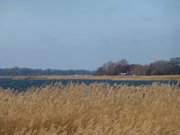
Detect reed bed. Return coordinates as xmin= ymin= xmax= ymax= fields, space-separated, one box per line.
xmin=0 ymin=84 xmax=180 ymax=135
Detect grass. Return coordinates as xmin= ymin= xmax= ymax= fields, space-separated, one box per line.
xmin=0 ymin=83 xmax=180 ymax=135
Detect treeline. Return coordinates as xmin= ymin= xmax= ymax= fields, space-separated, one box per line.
xmin=96 ymin=57 xmax=180 ymax=75
xmin=0 ymin=68 xmax=93 ymax=76
xmin=0 ymin=57 xmax=180 ymax=76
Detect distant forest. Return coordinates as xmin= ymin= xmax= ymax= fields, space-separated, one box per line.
xmin=0 ymin=57 xmax=180 ymax=76
xmin=96 ymin=57 xmax=180 ymax=75
xmin=0 ymin=68 xmax=93 ymax=76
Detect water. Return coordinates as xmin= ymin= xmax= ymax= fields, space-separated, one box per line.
xmin=0 ymin=79 xmax=178 ymax=90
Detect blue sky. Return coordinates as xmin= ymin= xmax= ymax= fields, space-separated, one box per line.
xmin=0 ymin=0 xmax=180 ymax=69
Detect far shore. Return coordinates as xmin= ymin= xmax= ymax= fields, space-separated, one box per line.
xmin=0 ymin=75 xmax=180 ymax=81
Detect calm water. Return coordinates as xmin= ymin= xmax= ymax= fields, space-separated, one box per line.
xmin=0 ymin=79 xmax=179 ymax=90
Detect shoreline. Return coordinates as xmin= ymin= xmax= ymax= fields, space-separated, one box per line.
xmin=0 ymin=75 xmax=180 ymax=81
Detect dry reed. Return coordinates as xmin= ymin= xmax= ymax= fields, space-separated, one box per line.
xmin=0 ymin=83 xmax=180 ymax=135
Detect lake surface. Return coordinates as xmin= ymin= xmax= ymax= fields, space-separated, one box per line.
xmin=0 ymin=79 xmax=179 ymax=90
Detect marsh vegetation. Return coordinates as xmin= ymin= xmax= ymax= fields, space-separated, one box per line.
xmin=0 ymin=84 xmax=180 ymax=135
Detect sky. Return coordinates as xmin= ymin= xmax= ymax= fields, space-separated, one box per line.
xmin=0 ymin=0 xmax=180 ymax=70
